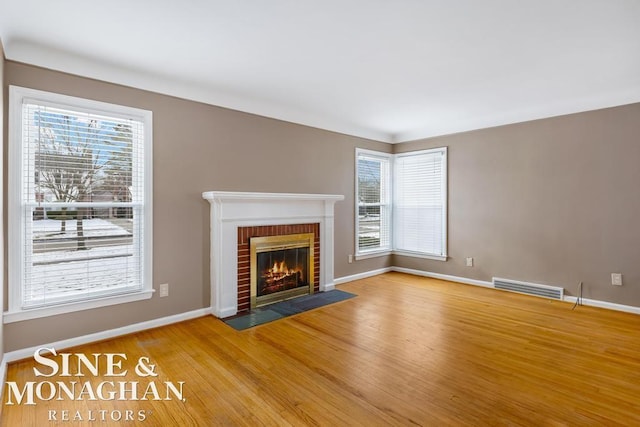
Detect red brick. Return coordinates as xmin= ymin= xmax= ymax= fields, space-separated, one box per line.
xmin=236 ymin=222 xmax=322 ymax=308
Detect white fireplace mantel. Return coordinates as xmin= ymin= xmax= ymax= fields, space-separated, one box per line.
xmin=202 ymin=191 xmax=345 ymax=318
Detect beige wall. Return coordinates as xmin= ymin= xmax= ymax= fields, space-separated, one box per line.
xmin=2 ymin=61 xmax=391 ymax=352
xmin=0 ymin=40 xmax=5 ymax=358
xmin=394 ymin=103 xmax=640 ymax=306
xmin=3 ymin=58 xmax=639 ymax=353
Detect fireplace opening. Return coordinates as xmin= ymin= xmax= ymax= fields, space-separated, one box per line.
xmin=250 ymin=233 xmax=314 ymax=308
xmin=257 ymin=247 xmax=309 ymax=294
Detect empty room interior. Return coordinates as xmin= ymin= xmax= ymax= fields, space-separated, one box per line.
xmin=1 ymin=1 xmax=639 ymax=425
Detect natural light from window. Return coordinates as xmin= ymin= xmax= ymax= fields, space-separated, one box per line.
xmin=7 ymin=86 xmax=153 ymax=321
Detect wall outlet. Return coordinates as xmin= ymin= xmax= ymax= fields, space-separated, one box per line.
xmin=465 ymin=257 xmax=473 ymax=267
xmin=611 ymin=273 xmax=623 ymax=286
xmin=348 ymin=254 xmax=353 ymax=264
xmin=159 ymin=283 xmax=169 ymax=297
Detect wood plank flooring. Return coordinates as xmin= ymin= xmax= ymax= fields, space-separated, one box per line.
xmin=2 ymin=272 xmax=640 ymax=426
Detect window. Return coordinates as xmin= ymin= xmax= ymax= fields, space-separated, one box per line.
xmin=394 ymin=148 xmax=447 ymax=259
xmin=355 ymin=149 xmax=392 ymax=256
xmin=355 ymin=147 xmax=447 ymax=261
xmin=7 ymin=86 xmax=153 ymax=322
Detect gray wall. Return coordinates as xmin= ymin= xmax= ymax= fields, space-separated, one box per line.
xmin=394 ymin=103 xmax=640 ymax=306
xmin=2 ymin=61 xmax=392 ymax=352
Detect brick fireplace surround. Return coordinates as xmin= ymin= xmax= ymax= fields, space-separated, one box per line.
xmin=237 ymin=223 xmax=320 ymax=313
xmin=202 ymin=191 xmax=344 ymax=318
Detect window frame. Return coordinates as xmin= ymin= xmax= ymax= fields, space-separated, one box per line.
xmin=5 ymin=86 xmax=154 ymax=323
xmin=393 ymin=147 xmax=448 ymax=261
xmin=354 ymin=147 xmax=448 ymax=262
xmin=355 ymin=148 xmax=392 ymax=259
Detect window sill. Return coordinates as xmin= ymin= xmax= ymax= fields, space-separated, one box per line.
xmin=392 ymin=250 xmax=448 ymax=261
xmin=4 ymin=289 xmax=154 ymax=324
xmin=355 ymin=250 xmax=392 ymax=261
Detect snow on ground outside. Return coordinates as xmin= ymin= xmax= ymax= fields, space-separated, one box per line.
xmin=25 ymin=256 xmax=141 ymax=303
xmin=30 ymin=244 xmax=134 ymax=264
xmin=27 ymin=219 xmax=136 ymax=302
xmin=33 ymin=218 xmax=130 ymax=238
xmin=27 ymin=248 xmax=138 ymax=303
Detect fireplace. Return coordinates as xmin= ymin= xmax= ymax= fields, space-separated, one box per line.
xmin=238 ymin=223 xmax=320 ymax=313
xmin=202 ymin=191 xmax=344 ymax=318
xmin=250 ymin=233 xmax=314 ymax=308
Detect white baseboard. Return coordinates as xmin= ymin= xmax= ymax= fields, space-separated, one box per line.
xmin=391 ymin=267 xmax=493 ymax=288
xmin=322 ymin=282 xmax=336 ymax=292
xmin=334 ymin=267 xmax=393 ymax=285
xmin=563 ymin=296 xmax=640 ymax=315
xmin=335 ymin=266 xmax=491 ymax=288
xmin=2 ymin=308 xmax=210 ymax=364
xmin=214 ymin=307 xmax=238 ymax=319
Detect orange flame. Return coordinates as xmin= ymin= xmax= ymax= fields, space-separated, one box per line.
xmin=267 ymin=260 xmax=302 ymax=277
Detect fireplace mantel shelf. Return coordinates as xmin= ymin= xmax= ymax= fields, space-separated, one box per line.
xmin=202 ymin=191 xmax=344 ymax=318
xmin=202 ymin=191 xmax=344 ymax=203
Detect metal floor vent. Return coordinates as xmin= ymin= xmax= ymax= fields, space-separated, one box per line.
xmin=492 ymin=277 xmax=564 ymax=300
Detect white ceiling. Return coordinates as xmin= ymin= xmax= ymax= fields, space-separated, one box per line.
xmin=1 ymin=1 xmax=639 ymax=143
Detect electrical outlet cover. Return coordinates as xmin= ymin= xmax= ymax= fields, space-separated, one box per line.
xmin=611 ymin=273 xmax=623 ymax=286
xmin=159 ymin=283 xmax=169 ymax=296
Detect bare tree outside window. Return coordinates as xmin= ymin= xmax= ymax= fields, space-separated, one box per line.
xmin=10 ymin=86 xmax=151 ymax=312
xmin=103 ymin=123 xmax=133 ymax=218
xmin=33 ymin=110 xmax=131 ymax=250
xmin=357 ymin=155 xmax=390 ymax=251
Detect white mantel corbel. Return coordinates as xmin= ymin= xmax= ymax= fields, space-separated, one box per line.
xmin=202 ymin=191 xmax=344 ymax=318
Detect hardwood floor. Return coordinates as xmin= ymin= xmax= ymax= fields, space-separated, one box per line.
xmin=3 ymin=272 xmax=640 ymax=426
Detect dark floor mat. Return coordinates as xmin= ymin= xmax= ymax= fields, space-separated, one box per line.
xmin=223 ymin=290 xmax=356 ymax=330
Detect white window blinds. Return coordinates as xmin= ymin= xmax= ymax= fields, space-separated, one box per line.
xmin=394 ymin=148 xmax=447 ymax=257
xmin=10 ymin=86 xmax=152 ymax=312
xmin=356 ymin=150 xmax=391 ymax=254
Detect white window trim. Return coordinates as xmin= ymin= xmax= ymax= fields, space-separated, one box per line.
xmin=355 ymin=148 xmax=393 ymax=258
xmin=392 ymin=249 xmax=447 ymax=262
xmin=355 ymin=250 xmax=393 ymax=261
xmin=354 ymin=147 xmax=448 ymax=261
xmin=393 ymin=147 xmax=448 ymax=260
xmin=5 ymin=86 xmax=153 ymax=323
xmin=4 ymin=291 xmax=155 ymax=323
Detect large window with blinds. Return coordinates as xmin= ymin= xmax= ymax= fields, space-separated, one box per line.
xmin=7 ymin=86 xmax=153 ymax=321
xmin=394 ymin=148 xmax=447 ymax=259
xmin=356 ymin=149 xmax=392 ymax=256
xmin=355 ymin=147 xmax=447 ymax=260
